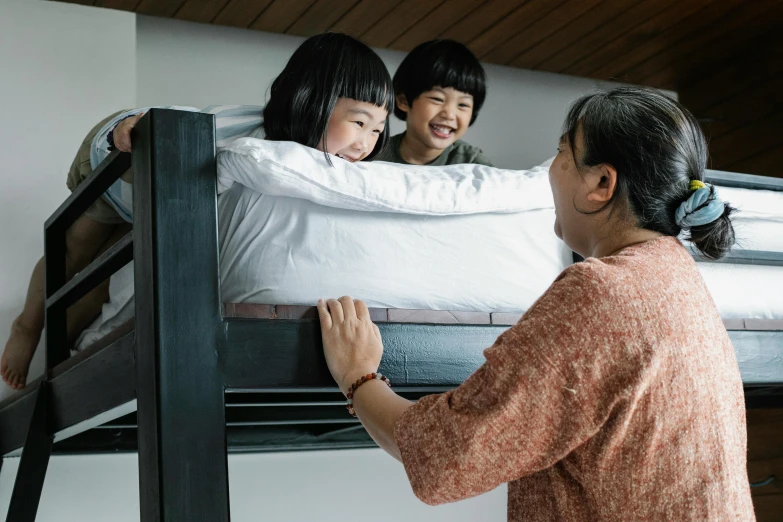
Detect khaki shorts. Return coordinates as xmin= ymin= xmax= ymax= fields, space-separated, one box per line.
xmin=65 ymin=110 xmax=129 ymax=225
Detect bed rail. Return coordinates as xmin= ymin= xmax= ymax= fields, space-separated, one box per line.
xmin=44 ymin=150 xmax=132 ymax=368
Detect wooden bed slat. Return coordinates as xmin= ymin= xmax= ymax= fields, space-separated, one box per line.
xmin=94 ymin=0 xmax=139 ymax=10
xmin=491 ymin=312 xmax=523 ymax=326
xmin=360 ymin=0 xmax=445 ymax=49
xmin=540 ymin=0 xmax=679 ymax=74
xmin=470 ymin=0 xmax=568 ymax=60
xmin=387 ymin=309 xmax=490 ymax=324
xmin=174 ymin=0 xmax=231 ymax=23
xmin=249 ymin=0 xmax=317 ymax=33
xmin=586 ymin=0 xmax=745 ymax=81
xmin=510 ymin=0 xmax=634 ymax=70
xmin=212 ymin=0 xmax=273 ymax=28
xmin=483 ymin=0 xmax=603 ymax=66
xmin=135 ymin=0 xmax=185 ymax=17
xmin=285 ymin=0 xmax=358 ymax=36
xmin=566 ymin=0 xmax=713 ymax=79
xmin=389 ymin=0 xmax=486 ymax=51
xmin=744 ymin=320 xmax=783 ymax=331
xmin=222 ymin=303 xmax=783 ymax=332
xmin=439 ymin=0 xmax=522 ymax=45
xmin=626 ymin=0 xmax=778 ymax=87
xmin=327 ymin=0 xmax=399 ymax=38
xmin=729 ymin=144 xmax=783 ymax=179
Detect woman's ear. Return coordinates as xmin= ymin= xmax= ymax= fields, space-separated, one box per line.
xmin=586 ymin=164 xmax=618 ymax=205
xmin=395 ymin=93 xmax=410 ymax=114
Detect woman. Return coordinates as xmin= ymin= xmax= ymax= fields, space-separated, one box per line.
xmin=317 ymin=87 xmax=755 ymax=521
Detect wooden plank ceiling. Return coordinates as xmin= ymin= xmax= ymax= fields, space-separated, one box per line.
xmin=57 ymin=0 xmax=783 ymax=178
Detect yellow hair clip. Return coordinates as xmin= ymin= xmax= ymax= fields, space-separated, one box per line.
xmin=689 ymin=180 xmax=707 ymax=191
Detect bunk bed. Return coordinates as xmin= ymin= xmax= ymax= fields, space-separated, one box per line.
xmin=0 ymin=109 xmax=781 ymax=521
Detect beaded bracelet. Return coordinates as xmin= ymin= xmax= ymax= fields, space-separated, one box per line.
xmin=346 ymin=372 xmax=391 ymax=417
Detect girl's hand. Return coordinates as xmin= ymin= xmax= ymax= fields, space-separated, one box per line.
xmin=112 ymin=112 xmax=145 ymax=152
xmin=317 ymin=297 xmax=383 ymax=396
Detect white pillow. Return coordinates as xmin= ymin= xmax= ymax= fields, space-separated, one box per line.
xmin=216 ymin=138 xmax=555 ymax=216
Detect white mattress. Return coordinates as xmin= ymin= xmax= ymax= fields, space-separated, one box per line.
xmin=717 ymin=186 xmax=783 ymax=252
xmin=217 ymin=188 xmax=570 ymax=309
xmin=74 ymin=141 xmax=783 ymax=351
xmin=698 ymin=263 xmax=783 ymax=319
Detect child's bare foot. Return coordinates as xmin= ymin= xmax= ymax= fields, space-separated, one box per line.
xmin=1 ymin=319 xmax=41 ymax=390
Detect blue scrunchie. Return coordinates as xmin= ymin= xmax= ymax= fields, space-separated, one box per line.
xmin=675 ymin=186 xmax=724 ymax=228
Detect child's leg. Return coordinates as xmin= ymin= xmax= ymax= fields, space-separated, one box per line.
xmin=2 ymin=112 xmax=130 ymax=390
xmin=1 ymin=216 xmax=118 ymax=389
xmin=65 ymin=223 xmax=132 ymax=341
xmin=2 ymin=257 xmax=46 ymax=389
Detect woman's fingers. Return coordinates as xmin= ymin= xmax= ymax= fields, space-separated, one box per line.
xmin=326 ymin=298 xmax=344 ymax=324
xmin=339 ymin=296 xmax=357 ymax=321
xmin=316 ymin=299 xmax=332 ymax=330
xmin=354 ymin=299 xmax=371 ymax=322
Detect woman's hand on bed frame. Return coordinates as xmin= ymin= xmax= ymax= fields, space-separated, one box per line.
xmin=318 ymin=297 xmax=413 ymax=462
xmin=318 ymin=297 xmax=383 ymax=395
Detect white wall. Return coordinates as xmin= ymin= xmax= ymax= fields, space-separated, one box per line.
xmin=0 ymin=4 xmax=633 ymax=521
xmin=0 ymin=0 xmax=136 ymax=401
xmin=0 ymin=450 xmax=506 ymax=521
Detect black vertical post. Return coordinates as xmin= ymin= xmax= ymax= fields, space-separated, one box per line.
xmin=132 ymin=110 xmax=229 ymax=521
xmin=4 ymin=382 xmax=53 ymax=522
xmin=44 ymin=224 xmax=68 ymax=371
xmin=4 ymin=182 xmax=69 ymax=521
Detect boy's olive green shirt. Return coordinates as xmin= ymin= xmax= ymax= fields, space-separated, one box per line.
xmin=374 ymin=133 xmax=493 ymax=166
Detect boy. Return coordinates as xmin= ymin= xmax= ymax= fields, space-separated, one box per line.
xmin=375 ymin=39 xmax=491 ymax=166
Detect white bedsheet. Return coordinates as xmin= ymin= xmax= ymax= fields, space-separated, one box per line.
xmin=74 ymin=141 xmax=783 ymax=351
xmin=75 ymin=147 xmax=569 ymax=351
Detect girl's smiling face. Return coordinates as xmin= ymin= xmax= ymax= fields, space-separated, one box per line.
xmin=319 ymin=98 xmax=388 ymax=162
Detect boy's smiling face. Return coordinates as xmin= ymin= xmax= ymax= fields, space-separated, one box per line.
xmin=397 ymin=86 xmax=473 ymax=151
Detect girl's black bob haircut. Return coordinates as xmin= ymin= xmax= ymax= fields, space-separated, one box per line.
xmin=263 ymin=32 xmax=395 ymax=161
xmin=393 ymin=39 xmax=487 ymax=125
xmin=563 ymin=87 xmax=736 ymax=260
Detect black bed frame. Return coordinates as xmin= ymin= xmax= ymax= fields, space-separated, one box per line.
xmin=0 ymin=109 xmax=781 ymax=521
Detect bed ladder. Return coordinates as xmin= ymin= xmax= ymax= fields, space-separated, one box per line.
xmin=4 ymin=132 xmax=133 ymax=521
xmin=5 ymin=110 xmax=229 ymax=521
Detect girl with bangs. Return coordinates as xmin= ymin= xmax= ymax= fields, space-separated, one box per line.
xmin=2 ymin=32 xmax=395 ymax=390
